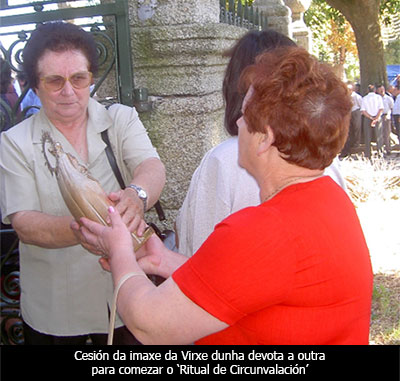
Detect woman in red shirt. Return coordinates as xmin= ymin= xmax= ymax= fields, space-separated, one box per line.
xmin=80 ymin=46 xmax=373 ymax=345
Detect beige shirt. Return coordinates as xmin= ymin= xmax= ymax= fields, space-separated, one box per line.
xmin=0 ymin=98 xmax=159 ymax=335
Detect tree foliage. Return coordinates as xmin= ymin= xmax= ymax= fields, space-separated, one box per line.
xmin=224 ymin=0 xmax=255 ymax=7
xmin=304 ymin=0 xmax=358 ymax=79
xmin=380 ymin=0 xmax=400 ymax=24
xmin=384 ymin=40 xmax=400 ymax=65
xmin=305 ymin=0 xmax=400 ymax=91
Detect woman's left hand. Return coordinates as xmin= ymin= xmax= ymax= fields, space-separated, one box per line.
xmin=70 ymin=219 xmax=105 ymax=256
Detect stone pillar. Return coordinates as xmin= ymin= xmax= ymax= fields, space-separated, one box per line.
xmin=253 ymin=0 xmax=291 ymax=37
xmin=128 ymin=0 xmax=246 ymax=227
xmin=283 ymin=0 xmax=312 ymax=51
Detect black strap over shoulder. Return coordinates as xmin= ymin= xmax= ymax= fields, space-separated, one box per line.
xmin=101 ymin=130 xmax=126 ymax=189
xmin=101 ymin=130 xmax=165 ymax=221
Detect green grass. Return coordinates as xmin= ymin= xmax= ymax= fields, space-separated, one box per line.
xmin=370 ymin=273 xmax=400 ymax=345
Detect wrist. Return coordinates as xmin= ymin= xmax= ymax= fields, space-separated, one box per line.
xmin=159 ymin=250 xmax=188 ymax=279
xmin=126 ymin=184 xmax=148 ymax=212
xmin=110 ymin=252 xmax=140 ymax=281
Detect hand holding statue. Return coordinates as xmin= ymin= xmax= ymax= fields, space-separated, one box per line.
xmin=79 ymin=206 xmax=164 ymax=274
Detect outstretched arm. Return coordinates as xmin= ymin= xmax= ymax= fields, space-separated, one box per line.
xmin=11 ymin=211 xmax=77 ymax=248
xmin=79 ymin=207 xmax=228 ymax=344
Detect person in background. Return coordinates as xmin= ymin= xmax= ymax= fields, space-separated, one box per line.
xmin=0 ymin=21 xmax=165 ymax=345
xmin=80 ymin=46 xmax=373 ymax=345
xmin=360 ymin=84 xmax=384 ymax=157
xmin=175 ymin=30 xmax=348 ymax=257
xmin=392 ymin=85 xmax=400 ymax=146
xmin=341 ymin=82 xmax=362 ymax=157
xmin=387 ymin=85 xmax=397 ymax=100
xmin=15 ymin=71 xmax=42 ymax=117
xmin=0 ymin=57 xmax=21 ymax=131
xmin=376 ymin=84 xmax=394 ymax=155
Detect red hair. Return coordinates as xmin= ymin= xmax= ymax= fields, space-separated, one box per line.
xmin=240 ymin=46 xmax=352 ymax=169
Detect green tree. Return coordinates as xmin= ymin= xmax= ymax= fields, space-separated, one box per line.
xmin=324 ymin=0 xmax=400 ymax=94
xmin=305 ymin=1 xmax=358 ymax=80
xmin=384 ymin=40 xmax=400 ymax=65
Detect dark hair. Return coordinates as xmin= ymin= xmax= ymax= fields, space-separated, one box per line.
xmin=222 ymin=29 xmax=295 ymax=136
xmin=22 ymin=21 xmax=98 ymax=89
xmin=0 ymin=57 xmax=12 ymax=94
xmin=240 ymin=46 xmax=352 ymax=170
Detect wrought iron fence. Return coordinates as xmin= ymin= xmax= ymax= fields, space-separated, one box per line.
xmin=0 ymin=226 xmax=22 ymax=344
xmin=220 ymin=0 xmax=268 ymax=30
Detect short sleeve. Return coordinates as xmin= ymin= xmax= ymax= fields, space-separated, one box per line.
xmin=108 ymin=104 xmax=159 ymax=169
xmin=0 ymin=129 xmax=41 ymax=223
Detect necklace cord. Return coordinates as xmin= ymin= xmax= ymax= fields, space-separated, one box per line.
xmin=263 ymin=175 xmax=322 ymax=202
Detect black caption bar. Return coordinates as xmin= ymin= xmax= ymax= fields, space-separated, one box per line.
xmin=1 ymin=345 xmax=399 ymax=379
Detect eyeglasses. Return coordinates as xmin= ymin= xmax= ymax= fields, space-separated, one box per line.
xmin=40 ymin=71 xmax=93 ymax=91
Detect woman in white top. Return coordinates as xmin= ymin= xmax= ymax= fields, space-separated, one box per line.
xmin=175 ymin=30 xmax=348 ymax=257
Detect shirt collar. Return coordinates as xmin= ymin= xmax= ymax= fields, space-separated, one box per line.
xmin=32 ymin=98 xmax=113 ymax=165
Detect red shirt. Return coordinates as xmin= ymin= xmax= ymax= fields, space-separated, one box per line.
xmin=173 ymin=177 xmax=373 ymax=344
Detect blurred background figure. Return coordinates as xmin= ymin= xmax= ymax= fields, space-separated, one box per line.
xmin=360 ymin=84 xmax=384 ymax=157
xmin=392 ymin=85 xmax=400 ymax=146
xmin=1 ymin=57 xmax=21 ymax=131
xmin=14 ymin=71 xmax=42 ymax=117
xmin=341 ymin=82 xmax=362 ymax=157
xmin=376 ymin=84 xmax=394 ymax=155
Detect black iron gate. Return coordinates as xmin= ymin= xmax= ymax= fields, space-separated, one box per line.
xmin=0 ymin=0 xmax=135 ymax=345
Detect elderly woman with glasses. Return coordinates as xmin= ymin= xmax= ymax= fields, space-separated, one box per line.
xmin=80 ymin=46 xmax=373 ymax=345
xmin=0 ymin=21 xmax=165 ymax=344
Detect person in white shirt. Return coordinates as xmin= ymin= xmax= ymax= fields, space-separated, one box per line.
xmin=175 ymin=30 xmax=348 ymax=257
xmin=376 ymin=84 xmax=394 ymax=154
xmin=392 ymin=86 xmax=400 ymax=145
xmin=360 ymin=84 xmax=384 ymax=157
xmin=341 ymin=82 xmax=362 ymax=157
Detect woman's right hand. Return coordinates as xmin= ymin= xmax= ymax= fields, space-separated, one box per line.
xmin=136 ymin=233 xmax=188 ymax=279
xmin=135 ymin=234 xmax=165 ymax=275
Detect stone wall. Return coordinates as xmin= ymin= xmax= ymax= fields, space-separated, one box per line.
xmin=253 ymin=0 xmax=291 ymax=37
xmin=254 ymin=0 xmax=312 ymax=50
xmin=283 ymin=0 xmax=312 ymax=51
